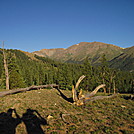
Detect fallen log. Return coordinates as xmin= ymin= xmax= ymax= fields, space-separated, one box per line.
xmin=0 ymin=84 xmax=59 ymax=97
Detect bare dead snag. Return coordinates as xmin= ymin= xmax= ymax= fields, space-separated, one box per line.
xmin=78 ymin=89 xmax=84 ymax=99
xmin=75 ymin=75 xmax=86 ymax=90
xmin=113 ymin=80 xmax=116 ymax=94
xmin=83 ymin=84 xmax=106 ymax=98
xmin=2 ymin=41 xmax=9 ymax=90
xmin=72 ymin=85 xmax=78 ymax=102
xmin=56 ymin=75 xmax=117 ymax=106
xmin=72 ymin=75 xmax=117 ymax=106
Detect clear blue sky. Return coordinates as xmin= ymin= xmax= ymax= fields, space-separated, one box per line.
xmin=0 ymin=0 xmax=134 ymax=52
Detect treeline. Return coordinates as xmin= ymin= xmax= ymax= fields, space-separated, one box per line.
xmin=0 ymin=49 xmax=133 ymax=93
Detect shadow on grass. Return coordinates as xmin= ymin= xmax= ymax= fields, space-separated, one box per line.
xmin=121 ymin=94 xmax=134 ymax=100
xmin=0 ymin=108 xmax=47 ymax=134
xmin=22 ymin=109 xmax=47 ymax=134
xmin=0 ymin=108 xmax=21 ymax=134
xmin=56 ymin=88 xmax=74 ymax=103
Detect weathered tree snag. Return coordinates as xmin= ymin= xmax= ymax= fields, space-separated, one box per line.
xmin=70 ymin=75 xmax=117 ymax=106
xmin=83 ymin=84 xmax=106 ymax=98
xmin=2 ymin=41 xmax=9 ymax=90
xmin=113 ymin=80 xmax=116 ymax=94
xmin=72 ymin=76 xmax=117 ymax=106
xmin=75 ymin=75 xmax=86 ymax=90
xmin=72 ymin=85 xmax=78 ymax=102
xmin=0 ymin=84 xmax=59 ymax=97
xmin=57 ymin=75 xmax=117 ymax=106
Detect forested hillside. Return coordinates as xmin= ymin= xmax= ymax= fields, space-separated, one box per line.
xmin=33 ymin=42 xmax=134 ymax=71
xmin=0 ymin=49 xmax=133 ymax=93
xmin=110 ymin=46 xmax=134 ymax=71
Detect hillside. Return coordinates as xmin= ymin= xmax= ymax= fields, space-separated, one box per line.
xmin=33 ymin=48 xmax=65 ymax=58
xmin=0 ymin=89 xmax=133 ymax=133
xmin=33 ymin=42 xmax=123 ymax=64
xmin=0 ymin=48 xmax=133 ymax=93
xmin=110 ymin=46 xmax=134 ymax=71
xmin=33 ymin=42 xmax=134 ymax=71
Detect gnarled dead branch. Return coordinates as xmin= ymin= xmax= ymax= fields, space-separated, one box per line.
xmin=75 ymin=75 xmax=86 ymax=90
xmin=56 ymin=75 xmax=117 ymax=106
xmin=83 ymin=84 xmax=106 ymax=98
xmin=72 ymin=85 xmax=78 ymax=102
xmin=72 ymin=75 xmax=117 ymax=106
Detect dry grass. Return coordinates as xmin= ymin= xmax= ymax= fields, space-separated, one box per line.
xmin=0 ymin=89 xmax=134 ymax=134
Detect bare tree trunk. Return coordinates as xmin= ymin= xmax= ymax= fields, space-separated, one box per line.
xmin=103 ymin=87 xmax=106 ymax=93
xmin=108 ymin=88 xmax=111 ymax=94
xmin=2 ymin=41 xmax=9 ymax=90
xmin=101 ymin=72 xmax=106 ymax=93
xmin=113 ymin=80 xmax=116 ymax=94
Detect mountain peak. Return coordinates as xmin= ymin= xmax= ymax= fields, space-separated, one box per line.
xmin=32 ymin=41 xmax=124 ymax=63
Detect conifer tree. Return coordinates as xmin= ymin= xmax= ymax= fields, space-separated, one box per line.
xmin=7 ymin=52 xmax=26 ymax=89
xmin=82 ymin=58 xmax=93 ymax=91
xmin=99 ymin=54 xmax=117 ymax=93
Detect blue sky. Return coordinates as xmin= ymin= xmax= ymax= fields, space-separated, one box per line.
xmin=0 ymin=0 xmax=134 ymax=52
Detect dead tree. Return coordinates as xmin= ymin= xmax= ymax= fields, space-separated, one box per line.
xmin=57 ymin=75 xmax=117 ymax=106
xmin=2 ymin=41 xmax=9 ymax=90
xmin=72 ymin=75 xmax=117 ymax=106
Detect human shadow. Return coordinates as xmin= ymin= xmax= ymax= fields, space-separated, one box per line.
xmin=0 ymin=108 xmax=21 ymax=134
xmin=22 ymin=109 xmax=47 ymax=134
xmin=56 ymin=88 xmax=74 ymax=103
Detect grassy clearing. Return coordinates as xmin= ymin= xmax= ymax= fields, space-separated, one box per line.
xmin=0 ymin=89 xmax=134 ymax=134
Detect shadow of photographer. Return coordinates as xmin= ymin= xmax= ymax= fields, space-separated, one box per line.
xmin=0 ymin=108 xmax=21 ymax=134
xmin=0 ymin=108 xmax=47 ymax=134
xmin=22 ymin=108 xmax=47 ymax=134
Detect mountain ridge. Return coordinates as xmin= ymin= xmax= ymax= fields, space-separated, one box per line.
xmin=109 ymin=46 xmax=134 ymax=71
xmin=32 ymin=41 xmax=134 ymax=70
xmin=33 ymin=42 xmax=123 ymax=58
xmin=33 ymin=41 xmax=123 ymax=63
xmin=1 ymin=41 xmax=132 ymax=71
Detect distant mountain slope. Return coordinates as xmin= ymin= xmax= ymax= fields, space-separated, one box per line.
xmin=110 ymin=46 xmax=134 ymax=71
xmin=33 ymin=42 xmax=123 ymax=64
xmin=33 ymin=48 xmax=65 ymax=58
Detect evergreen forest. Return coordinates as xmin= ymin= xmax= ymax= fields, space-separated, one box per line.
xmin=0 ymin=49 xmax=133 ymax=93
